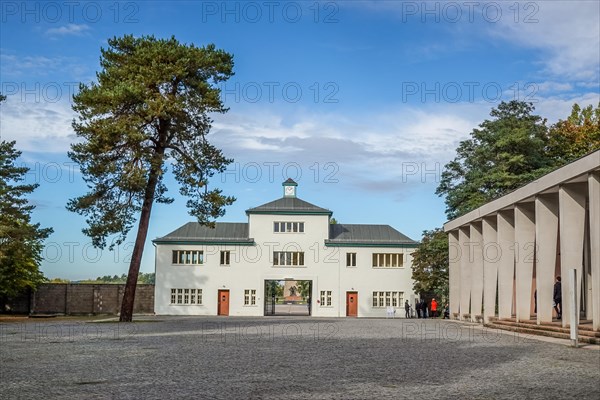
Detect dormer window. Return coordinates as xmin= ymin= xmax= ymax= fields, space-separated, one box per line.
xmin=274 ymin=221 xmax=304 ymax=233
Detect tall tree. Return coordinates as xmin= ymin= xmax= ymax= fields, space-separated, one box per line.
xmin=0 ymin=94 xmax=53 ymax=297
xmin=547 ymin=103 xmax=600 ymax=165
xmin=436 ymin=101 xmax=551 ymax=220
xmin=68 ymin=35 xmax=235 ymax=321
xmin=296 ymin=280 xmax=311 ymax=299
xmin=410 ymin=228 xmax=449 ymax=301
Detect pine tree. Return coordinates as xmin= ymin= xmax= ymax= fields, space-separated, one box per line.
xmin=0 ymin=94 xmax=53 ymax=297
xmin=67 ymin=35 xmax=235 ymax=321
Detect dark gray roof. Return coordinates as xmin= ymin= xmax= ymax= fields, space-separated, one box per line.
xmin=153 ymin=222 xmax=252 ymax=243
xmin=326 ymin=224 xmax=417 ymax=246
xmin=246 ymin=197 xmax=332 ymax=215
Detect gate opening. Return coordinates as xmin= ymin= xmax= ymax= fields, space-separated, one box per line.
xmin=264 ymin=280 xmax=312 ymax=316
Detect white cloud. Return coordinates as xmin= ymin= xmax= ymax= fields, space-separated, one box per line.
xmin=347 ymin=1 xmax=600 ymax=83
xmin=0 ymin=52 xmax=93 ymax=83
xmin=0 ymin=96 xmax=77 ymax=153
xmin=534 ymin=92 xmax=600 ymax=123
xmin=490 ymin=2 xmax=600 ymax=81
xmin=535 ymin=81 xmax=574 ymax=94
xmin=209 ymin=91 xmax=599 ymax=193
xmin=0 ymin=54 xmax=61 ymax=75
xmin=209 ymin=103 xmax=488 ymax=193
xmin=2 ymin=88 xmax=596 ymax=194
xmin=46 ymin=24 xmax=90 ymax=37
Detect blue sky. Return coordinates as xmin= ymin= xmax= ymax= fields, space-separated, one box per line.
xmin=1 ymin=1 xmax=599 ymax=279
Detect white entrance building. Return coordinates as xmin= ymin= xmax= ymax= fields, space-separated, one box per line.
xmin=153 ymin=179 xmax=419 ymax=317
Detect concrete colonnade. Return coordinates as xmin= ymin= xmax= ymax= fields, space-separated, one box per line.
xmin=445 ymin=152 xmax=600 ymax=330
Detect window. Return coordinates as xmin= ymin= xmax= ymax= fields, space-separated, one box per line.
xmin=372 ymin=291 xmax=403 ymax=308
xmin=244 ymin=289 xmax=256 ymax=306
xmin=320 ymin=290 xmax=332 ymax=307
xmin=372 ymin=253 xmax=404 ymax=268
xmin=274 ymin=222 xmax=304 ymax=233
xmin=170 ymin=288 xmax=202 ymax=305
xmin=220 ymin=251 xmax=231 ymax=265
xmin=346 ymin=253 xmax=356 ymax=267
xmin=273 ymin=251 xmax=305 ymax=266
xmin=172 ymin=250 xmax=204 ymax=265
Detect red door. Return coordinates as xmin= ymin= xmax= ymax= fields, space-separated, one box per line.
xmin=218 ymin=290 xmax=230 ymax=316
xmin=346 ymin=292 xmax=358 ymax=317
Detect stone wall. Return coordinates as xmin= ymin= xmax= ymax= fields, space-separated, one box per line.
xmin=1 ymin=284 xmax=154 ymax=315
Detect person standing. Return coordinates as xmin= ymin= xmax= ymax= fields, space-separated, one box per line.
xmin=405 ymin=300 xmax=410 ymax=318
xmin=422 ymin=299 xmax=428 ymax=319
xmin=553 ymin=276 xmax=562 ymax=319
xmin=416 ymin=299 xmax=421 ymax=318
xmin=431 ymin=298 xmax=438 ymax=318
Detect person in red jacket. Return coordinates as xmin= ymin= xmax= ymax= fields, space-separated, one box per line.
xmin=431 ymin=298 xmax=438 ymax=318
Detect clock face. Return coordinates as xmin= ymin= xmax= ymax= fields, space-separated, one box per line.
xmin=284 ymin=186 xmax=295 ymax=196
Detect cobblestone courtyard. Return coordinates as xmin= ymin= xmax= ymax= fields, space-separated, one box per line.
xmin=1 ymin=317 xmax=599 ymax=399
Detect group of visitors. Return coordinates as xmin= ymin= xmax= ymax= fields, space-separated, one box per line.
xmin=401 ymin=298 xmax=449 ymax=319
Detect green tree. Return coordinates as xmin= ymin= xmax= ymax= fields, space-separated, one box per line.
xmin=410 ymin=229 xmax=449 ymax=302
xmin=0 ymin=95 xmax=53 ymax=297
xmin=436 ymin=101 xmax=552 ymax=220
xmin=67 ymin=35 xmax=235 ymax=321
xmin=266 ymin=281 xmax=283 ymax=300
xmin=138 ymin=272 xmax=155 ymax=284
xmin=49 ymin=278 xmax=70 ymax=283
xmin=547 ymin=103 xmax=600 ymax=165
xmin=296 ymin=280 xmax=311 ymax=299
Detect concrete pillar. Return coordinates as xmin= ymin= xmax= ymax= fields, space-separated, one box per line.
xmin=459 ymin=227 xmax=471 ymax=319
xmin=588 ymin=172 xmax=600 ymax=331
xmin=448 ymin=230 xmax=460 ymax=319
xmin=497 ymin=210 xmax=515 ymax=319
xmin=535 ymin=194 xmax=559 ymax=324
xmin=470 ymin=222 xmax=484 ymax=322
xmin=515 ymin=203 xmax=536 ymax=322
xmin=559 ymin=183 xmax=586 ymax=328
xmin=482 ymin=217 xmax=498 ymax=323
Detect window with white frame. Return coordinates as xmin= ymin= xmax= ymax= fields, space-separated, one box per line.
xmin=372 ymin=253 xmax=404 ymax=268
xmin=244 ymin=289 xmax=256 ymax=305
xmin=274 ymin=221 xmax=304 ymax=233
xmin=273 ymin=251 xmax=305 ymax=266
xmin=220 ymin=251 xmax=231 ymax=265
xmin=320 ymin=290 xmax=332 ymax=307
xmin=172 ymin=250 xmax=204 ymax=265
xmin=171 ymin=288 xmax=202 ymax=305
xmin=346 ymin=253 xmax=356 ymax=267
xmin=372 ymin=291 xmax=403 ymax=308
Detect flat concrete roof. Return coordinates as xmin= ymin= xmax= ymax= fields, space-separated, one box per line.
xmin=444 ymin=150 xmax=600 ymax=232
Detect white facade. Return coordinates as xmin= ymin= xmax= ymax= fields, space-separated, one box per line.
xmin=154 ymin=181 xmax=418 ymax=317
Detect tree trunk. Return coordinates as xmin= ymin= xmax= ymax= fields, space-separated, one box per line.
xmin=119 ymin=153 xmax=164 ymax=322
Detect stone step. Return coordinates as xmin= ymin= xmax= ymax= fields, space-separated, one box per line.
xmin=488 ymin=317 xmax=598 ymax=333
xmin=485 ymin=323 xmax=599 ymax=345
xmin=489 ymin=319 xmax=600 ymax=338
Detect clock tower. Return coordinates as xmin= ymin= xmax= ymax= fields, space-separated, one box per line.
xmin=282 ymin=178 xmax=298 ymax=198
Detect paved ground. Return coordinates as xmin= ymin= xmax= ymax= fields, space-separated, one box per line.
xmin=1 ymin=316 xmax=599 ymax=399
xmin=272 ymin=303 xmax=311 ymax=315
